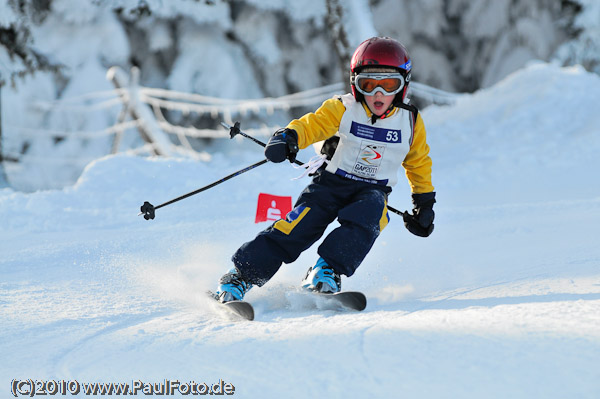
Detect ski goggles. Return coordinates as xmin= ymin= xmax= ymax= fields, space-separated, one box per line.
xmin=354 ymin=73 xmax=405 ymax=96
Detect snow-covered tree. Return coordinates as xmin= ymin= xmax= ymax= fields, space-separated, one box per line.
xmin=0 ymin=0 xmax=61 ymax=86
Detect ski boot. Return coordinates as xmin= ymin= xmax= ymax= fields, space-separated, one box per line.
xmin=215 ymin=267 xmax=253 ymax=303
xmin=301 ymin=257 xmax=341 ymax=293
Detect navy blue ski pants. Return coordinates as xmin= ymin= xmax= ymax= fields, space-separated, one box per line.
xmin=232 ymin=171 xmax=391 ymax=286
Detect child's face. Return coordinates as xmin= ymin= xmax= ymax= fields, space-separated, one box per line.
xmin=364 ymin=91 xmax=395 ymax=116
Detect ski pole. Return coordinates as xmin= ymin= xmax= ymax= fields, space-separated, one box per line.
xmin=222 ymin=121 xmax=407 ymax=217
xmin=139 ymin=158 xmax=268 ymax=220
xmin=222 ymin=121 xmax=305 ymax=166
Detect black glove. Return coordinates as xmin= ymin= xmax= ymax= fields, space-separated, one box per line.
xmin=403 ymin=192 xmax=436 ymax=237
xmin=264 ymin=128 xmax=299 ymax=163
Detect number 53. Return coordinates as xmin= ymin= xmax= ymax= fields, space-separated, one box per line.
xmin=386 ymin=131 xmax=400 ymax=142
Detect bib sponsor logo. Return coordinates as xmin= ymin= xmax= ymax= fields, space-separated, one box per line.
xmin=353 ymin=142 xmax=386 ymax=178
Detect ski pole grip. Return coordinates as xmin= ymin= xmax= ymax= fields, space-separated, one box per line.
xmin=140 ymin=201 xmax=156 ymax=220
xmin=229 ymin=121 xmax=241 ymax=139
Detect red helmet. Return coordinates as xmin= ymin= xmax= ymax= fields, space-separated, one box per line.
xmin=350 ymin=37 xmax=412 ymax=104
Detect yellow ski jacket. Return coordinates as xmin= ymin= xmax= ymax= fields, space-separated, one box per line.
xmin=287 ymin=95 xmax=434 ymax=194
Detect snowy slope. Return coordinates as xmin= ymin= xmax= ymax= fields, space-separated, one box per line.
xmin=1 ymin=63 xmax=600 ymax=398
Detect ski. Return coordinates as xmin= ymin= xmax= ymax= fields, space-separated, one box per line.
xmin=207 ymin=291 xmax=255 ymax=321
xmin=313 ymin=291 xmax=367 ymax=311
xmin=206 ymin=290 xmax=365 ymax=320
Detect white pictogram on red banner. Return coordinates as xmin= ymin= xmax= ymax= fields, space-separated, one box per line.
xmin=255 ymin=193 xmax=293 ymax=223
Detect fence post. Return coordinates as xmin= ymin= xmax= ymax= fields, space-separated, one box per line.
xmin=106 ymin=66 xmax=173 ymax=156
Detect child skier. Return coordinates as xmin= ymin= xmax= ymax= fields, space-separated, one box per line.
xmin=215 ymin=37 xmax=435 ymax=302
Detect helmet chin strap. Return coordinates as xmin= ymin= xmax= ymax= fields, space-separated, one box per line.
xmin=369 ymin=103 xmax=395 ymax=124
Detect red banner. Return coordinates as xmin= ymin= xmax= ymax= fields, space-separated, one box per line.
xmin=255 ymin=193 xmax=293 ymax=223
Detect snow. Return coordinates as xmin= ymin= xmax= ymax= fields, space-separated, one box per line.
xmin=554 ymin=0 xmax=600 ymax=75
xmin=343 ymin=0 xmax=379 ymax=48
xmin=0 ymin=1 xmax=17 ymax=27
xmin=2 ymin=63 xmax=600 ymax=398
xmin=167 ymin=26 xmax=263 ymax=99
xmin=231 ymin=12 xmax=282 ymax=66
xmin=243 ymin=0 xmax=327 ymax=22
